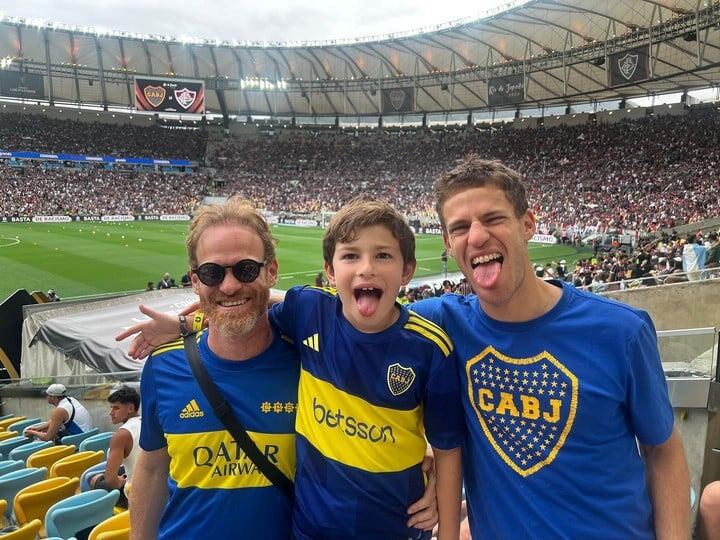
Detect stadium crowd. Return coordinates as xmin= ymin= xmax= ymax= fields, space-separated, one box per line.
xmin=0 ymin=164 xmax=204 ymax=216
xmin=0 ymin=112 xmax=206 ymax=160
xmin=212 ymin=108 xmax=720 ymax=233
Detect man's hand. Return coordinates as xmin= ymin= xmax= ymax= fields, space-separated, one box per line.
xmin=115 ymin=304 xmax=188 ymax=359
xmin=406 ymin=455 xmax=438 ymax=531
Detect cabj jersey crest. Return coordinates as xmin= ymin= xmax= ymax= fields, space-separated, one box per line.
xmin=466 ymin=346 xmax=578 ymax=477
xmin=387 ymin=363 xmax=415 ymax=396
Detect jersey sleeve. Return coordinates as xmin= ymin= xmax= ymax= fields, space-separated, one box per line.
xmin=139 ymin=356 xmax=166 ymax=451
xmin=626 ymin=313 xmax=674 ymax=446
xmin=407 ymin=297 xmax=444 ymax=325
xmin=423 ymin=348 xmax=465 ymax=450
xmin=269 ymin=285 xmax=303 ymax=341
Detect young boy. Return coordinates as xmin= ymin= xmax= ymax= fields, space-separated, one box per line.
xmin=120 ymin=197 xmax=464 ymax=539
xmin=269 ymin=198 xmax=464 ymax=540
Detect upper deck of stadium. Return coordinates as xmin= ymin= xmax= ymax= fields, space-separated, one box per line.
xmin=0 ymin=0 xmax=719 ymax=117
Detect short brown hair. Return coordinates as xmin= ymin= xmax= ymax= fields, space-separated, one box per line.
xmin=186 ymin=196 xmax=276 ymax=268
xmin=322 ymin=197 xmax=416 ymax=266
xmin=434 ymin=155 xmax=529 ymax=228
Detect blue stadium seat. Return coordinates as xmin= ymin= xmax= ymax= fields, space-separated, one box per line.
xmin=79 ymin=432 xmax=113 ymax=455
xmin=6 ymin=418 xmax=42 ymax=436
xmin=45 ymin=489 xmax=120 ymax=539
xmin=0 ymin=467 xmax=47 ymax=518
xmin=9 ymin=440 xmax=54 ymax=464
xmin=80 ymin=461 xmax=106 ymax=492
xmin=61 ymin=428 xmax=99 ymax=448
xmin=0 ymin=460 xmax=25 ymax=477
xmin=0 ymin=436 xmax=33 ymax=460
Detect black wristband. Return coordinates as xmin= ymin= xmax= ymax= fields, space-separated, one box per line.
xmin=179 ymin=314 xmax=190 ymax=337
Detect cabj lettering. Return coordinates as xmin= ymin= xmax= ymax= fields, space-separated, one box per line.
xmin=477 ymin=389 xmax=561 ymax=423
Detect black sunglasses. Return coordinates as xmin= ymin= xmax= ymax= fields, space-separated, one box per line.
xmin=192 ymin=259 xmax=266 ymax=287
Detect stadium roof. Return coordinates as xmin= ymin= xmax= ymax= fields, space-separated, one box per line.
xmin=1 ymin=0 xmax=718 ymax=117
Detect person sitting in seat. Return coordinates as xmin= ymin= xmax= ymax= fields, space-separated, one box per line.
xmin=25 ymin=384 xmax=95 ymax=443
xmin=88 ymin=386 xmax=141 ymax=509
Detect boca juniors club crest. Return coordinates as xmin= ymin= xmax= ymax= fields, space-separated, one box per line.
xmin=618 ymin=53 xmax=639 ymax=81
xmin=387 ymin=363 xmax=416 ymax=396
xmin=466 ymin=346 xmax=578 ymax=477
xmin=144 ymin=85 xmax=166 ymax=108
xmin=174 ymin=87 xmax=197 ymax=110
xmin=389 ymin=89 xmax=406 ymax=111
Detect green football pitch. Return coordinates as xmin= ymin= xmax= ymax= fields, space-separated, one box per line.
xmin=0 ymin=221 xmax=590 ymax=301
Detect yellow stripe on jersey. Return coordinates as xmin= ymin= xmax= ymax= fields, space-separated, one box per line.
xmin=308 ymin=286 xmax=337 ymax=296
xmin=296 ymin=369 xmax=427 ymax=473
xmin=166 ymin=430 xmax=295 ymax=489
xmin=404 ymin=313 xmax=453 ymax=357
xmin=153 ymin=333 xmax=202 ymax=357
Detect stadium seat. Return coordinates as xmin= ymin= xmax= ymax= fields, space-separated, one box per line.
xmin=0 ymin=431 xmax=19 ymax=443
xmin=0 ymin=436 xmax=33 ymax=460
xmin=0 ymin=414 xmax=16 ymax=421
xmin=26 ymin=445 xmax=76 ymax=471
xmin=89 ymin=510 xmax=129 ymax=540
xmin=13 ymin=476 xmax=80 ymax=527
xmin=80 ymin=461 xmax=106 ymax=492
xmin=0 ymin=518 xmax=41 ymax=540
xmin=6 ymin=419 xmax=42 ymax=436
xmin=0 ymin=498 xmax=6 ymax=517
xmin=79 ymin=432 xmax=114 ymax=455
xmin=0 ymin=468 xmax=47 ymax=518
xmin=0 ymin=417 xmax=25 ymax=431
xmin=0 ymin=461 xmax=24 ymax=477
xmin=61 ymin=428 xmax=99 ymax=447
xmin=9 ymin=440 xmax=54 ymax=464
xmin=45 ymin=489 xmax=120 ymax=539
xmin=50 ymin=451 xmax=104 ymax=480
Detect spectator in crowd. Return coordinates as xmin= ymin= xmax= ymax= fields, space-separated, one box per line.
xmin=25 ymin=383 xmax=95 ymax=443
xmin=47 ymin=289 xmax=60 ymax=302
xmin=145 ymin=282 xmax=155 ymax=291
xmin=89 ymin=386 xmax=141 ymax=509
xmin=683 ymin=234 xmax=708 ymax=281
xmin=157 ymin=273 xmax=173 ymax=290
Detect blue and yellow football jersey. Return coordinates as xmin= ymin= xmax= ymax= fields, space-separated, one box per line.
xmin=270 ymin=286 xmax=465 ymax=540
xmin=139 ymin=330 xmax=300 ymax=540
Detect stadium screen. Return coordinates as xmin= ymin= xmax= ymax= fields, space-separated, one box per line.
xmin=134 ymin=76 xmax=205 ymax=114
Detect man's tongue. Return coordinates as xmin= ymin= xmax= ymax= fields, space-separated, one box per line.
xmin=356 ymin=290 xmax=381 ymax=317
xmin=473 ymin=261 xmax=502 ymax=288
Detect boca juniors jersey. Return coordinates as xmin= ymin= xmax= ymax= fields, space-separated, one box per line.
xmin=411 ymin=282 xmax=674 ymax=539
xmin=270 ymin=286 xmax=465 ymax=540
xmin=139 ymin=330 xmax=300 ymax=540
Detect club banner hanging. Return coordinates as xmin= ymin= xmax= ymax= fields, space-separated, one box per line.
xmin=381 ymin=87 xmax=415 ymax=114
xmin=0 ymin=71 xmax=45 ymax=99
xmin=134 ymin=77 xmax=205 ymax=113
xmin=609 ymin=46 xmax=650 ymax=87
xmin=487 ymin=74 xmax=525 ymax=106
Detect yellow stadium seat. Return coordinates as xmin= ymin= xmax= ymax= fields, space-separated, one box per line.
xmin=26 ymin=445 xmax=76 ymax=471
xmin=0 ymin=518 xmax=41 ymax=540
xmin=50 ymin=450 xmax=104 ymax=480
xmin=0 ymin=431 xmax=19 ymax=442
xmin=13 ymin=476 xmax=80 ymax=526
xmin=0 ymin=417 xmax=25 ymax=431
xmin=0 ymin=498 xmax=6 ymax=522
xmin=89 ymin=510 xmax=129 ymax=540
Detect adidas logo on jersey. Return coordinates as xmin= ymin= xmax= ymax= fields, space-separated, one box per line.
xmin=179 ymin=399 xmax=205 ymax=419
xmin=303 ymin=333 xmax=320 ymax=352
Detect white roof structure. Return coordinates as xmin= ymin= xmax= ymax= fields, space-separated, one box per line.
xmin=1 ymin=0 xmax=718 ymax=117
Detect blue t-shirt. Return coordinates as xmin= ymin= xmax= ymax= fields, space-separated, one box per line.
xmin=412 ymin=281 xmax=673 ymax=539
xmin=140 ymin=330 xmax=300 ymax=540
xmin=270 ymin=286 xmax=465 ymax=540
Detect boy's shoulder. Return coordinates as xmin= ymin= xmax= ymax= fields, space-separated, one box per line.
xmin=404 ymin=309 xmax=454 ymax=358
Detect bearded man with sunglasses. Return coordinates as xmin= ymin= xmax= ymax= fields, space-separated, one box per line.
xmin=130 ymin=196 xmax=300 ymax=540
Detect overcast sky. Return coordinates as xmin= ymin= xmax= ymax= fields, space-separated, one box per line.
xmin=0 ymin=0 xmax=510 ymax=42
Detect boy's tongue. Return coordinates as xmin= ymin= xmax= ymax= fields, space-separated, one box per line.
xmin=473 ymin=261 xmax=502 ymax=288
xmin=356 ymin=290 xmax=381 ymax=317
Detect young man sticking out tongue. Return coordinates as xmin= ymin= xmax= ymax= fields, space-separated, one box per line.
xmin=410 ymin=155 xmax=690 ymax=540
